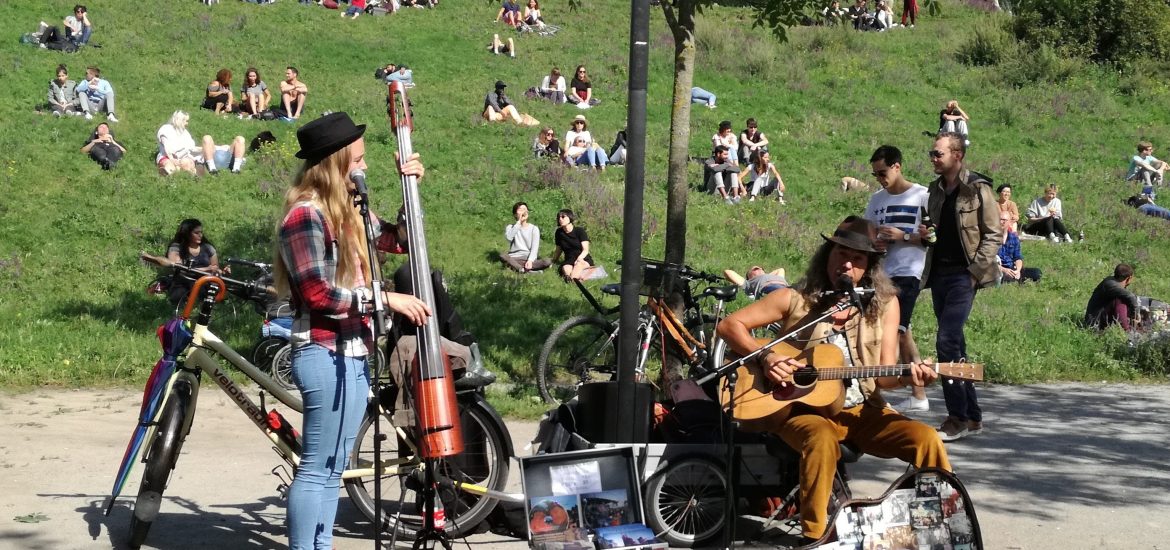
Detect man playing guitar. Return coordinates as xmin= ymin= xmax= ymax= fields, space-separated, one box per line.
xmin=717 ymin=215 xmax=952 ymax=545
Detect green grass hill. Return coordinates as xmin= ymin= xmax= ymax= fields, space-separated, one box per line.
xmin=1 ymin=0 xmax=1168 ymax=415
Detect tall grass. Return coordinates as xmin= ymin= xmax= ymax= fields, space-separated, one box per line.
xmin=1 ymin=1 xmax=1168 ymax=407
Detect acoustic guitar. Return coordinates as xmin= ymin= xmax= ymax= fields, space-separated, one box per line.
xmin=720 ymin=340 xmax=984 ymax=426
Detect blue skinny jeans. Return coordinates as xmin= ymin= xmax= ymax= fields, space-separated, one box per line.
xmin=287 ymin=343 xmax=369 ymax=550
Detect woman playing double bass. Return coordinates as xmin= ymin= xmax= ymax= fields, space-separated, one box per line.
xmin=273 ymin=112 xmax=431 ymax=550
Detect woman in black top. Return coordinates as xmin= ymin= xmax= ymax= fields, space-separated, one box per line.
xmin=551 ymin=209 xmax=600 ymax=280
xmin=80 ymin=122 xmax=126 ymax=170
xmin=165 ymin=218 xmax=224 ymax=304
xmin=567 ymin=65 xmax=596 ymax=107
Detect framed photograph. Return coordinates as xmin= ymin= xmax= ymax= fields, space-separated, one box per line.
xmin=909 ymin=498 xmax=943 ymax=530
xmin=581 ymin=488 xmax=636 ymax=530
xmin=594 ymin=523 xmax=661 ymax=549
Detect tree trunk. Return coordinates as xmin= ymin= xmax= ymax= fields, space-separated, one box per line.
xmin=660 ymin=0 xmax=698 ymax=392
xmin=662 ymin=0 xmax=696 ymax=267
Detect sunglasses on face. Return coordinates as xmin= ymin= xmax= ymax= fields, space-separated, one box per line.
xmin=928 ymin=150 xmax=945 ymax=159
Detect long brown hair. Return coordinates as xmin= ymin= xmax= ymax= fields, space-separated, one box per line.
xmin=215 ymin=68 xmax=232 ymax=88
xmin=795 ymin=241 xmax=896 ymax=323
xmin=273 ymin=145 xmax=371 ymax=296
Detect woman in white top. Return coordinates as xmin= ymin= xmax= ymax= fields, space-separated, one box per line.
xmin=523 ymin=0 xmax=545 ymax=27
xmin=874 ymin=0 xmax=896 ymax=29
xmin=539 ymin=67 xmax=566 ymax=104
xmin=738 ymin=150 xmax=786 ymax=203
xmin=712 ymin=120 xmax=739 ymax=164
xmin=1024 ymin=184 xmax=1075 ymax=242
xmin=563 ymin=115 xmax=607 ymax=170
xmin=156 ymin=110 xmax=247 ymax=176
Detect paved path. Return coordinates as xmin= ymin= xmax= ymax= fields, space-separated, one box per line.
xmin=1 ymin=384 xmax=1168 ymax=549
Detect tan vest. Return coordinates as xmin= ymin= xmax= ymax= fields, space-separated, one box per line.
xmin=780 ymin=293 xmax=890 ymax=409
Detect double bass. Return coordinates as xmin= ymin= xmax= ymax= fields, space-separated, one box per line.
xmin=387 ymin=82 xmax=464 ymax=458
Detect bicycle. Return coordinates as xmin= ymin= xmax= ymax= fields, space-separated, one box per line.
xmin=535 ymin=258 xmax=739 ymax=405
xmin=112 ymin=256 xmax=514 ymax=548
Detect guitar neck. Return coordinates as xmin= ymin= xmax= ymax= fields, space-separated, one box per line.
xmin=814 ymin=365 xmax=913 ymax=380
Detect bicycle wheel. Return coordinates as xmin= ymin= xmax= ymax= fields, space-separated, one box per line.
xmin=269 ymin=343 xmax=295 ymax=391
xmin=128 ymin=379 xmax=194 ymax=549
xmin=643 ymin=456 xmax=728 ymax=548
xmin=344 ymin=396 xmax=511 ymax=539
xmin=536 ymin=315 xmax=618 ymax=405
xmin=251 ymin=336 xmax=287 ymax=371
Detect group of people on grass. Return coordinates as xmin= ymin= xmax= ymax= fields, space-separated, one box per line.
xmin=531 ymin=115 xmax=625 ymax=169
xmin=201 ymin=66 xmax=309 ymax=121
xmin=499 ymin=202 xmax=605 ymax=281
xmin=821 ymin=0 xmax=911 ymax=30
xmin=703 ymin=119 xmax=787 ymax=203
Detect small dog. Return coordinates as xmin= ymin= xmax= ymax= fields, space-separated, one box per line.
xmin=841 ymin=176 xmax=870 ymax=192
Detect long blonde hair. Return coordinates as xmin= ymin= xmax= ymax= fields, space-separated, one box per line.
xmin=274 ymin=145 xmax=371 ymax=296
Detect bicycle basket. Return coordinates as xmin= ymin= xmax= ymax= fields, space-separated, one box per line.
xmin=639 ymin=259 xmax=678 ymax=298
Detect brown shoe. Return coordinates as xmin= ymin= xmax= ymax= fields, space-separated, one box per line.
xmin=967 ymin=420 xmax=984 ymax=435
xmin=937 ymin=416 xmax=968 ymax=442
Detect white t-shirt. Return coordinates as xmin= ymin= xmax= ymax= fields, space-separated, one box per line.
xmin=864 ymin=183 xmax=928 ymax=279
xmin=540 ymin=75 xmax=566 ymax=92
xmin=826 ymin=331 xmax=865 ymax=408
xmin=156 ymin=124 xmax=198 ymax=162
xmin=565 ymin=129 xmax=593 ymax=148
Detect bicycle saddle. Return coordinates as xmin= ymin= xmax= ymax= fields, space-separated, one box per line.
xmin=702 ymin=285 xmax=739 ymax=301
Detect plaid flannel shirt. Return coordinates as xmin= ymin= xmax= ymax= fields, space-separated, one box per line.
xmin=279 ymin=202 xmax=404 ymax=357
xmin=996 ymin=232 xmax=1022 ymax=269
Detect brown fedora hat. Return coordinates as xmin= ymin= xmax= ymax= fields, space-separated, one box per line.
xmin=821 ymin=215 xmax=880 ymax=253
xmin=295 ymin=112 xmax=366 ymax=162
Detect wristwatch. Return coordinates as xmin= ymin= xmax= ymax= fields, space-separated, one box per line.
xmin=903 ymin=232 xmax=911 ymax=242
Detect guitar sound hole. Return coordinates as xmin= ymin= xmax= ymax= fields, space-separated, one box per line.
xmin=791 ymin=367 xmax=819 ymax=387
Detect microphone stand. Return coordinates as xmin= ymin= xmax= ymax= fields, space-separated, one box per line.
xmin=352 ymin=179 xmax=391 ymax=550
xmin=694 ymin=295 xmax=858 ymax=550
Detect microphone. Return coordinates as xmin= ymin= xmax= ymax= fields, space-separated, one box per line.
xmin=349 ymin=169 xmax=368 ymax=195
xmin=836 ymin=274 xmax=865 ymax=309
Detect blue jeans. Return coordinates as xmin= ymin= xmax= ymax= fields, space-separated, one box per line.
xmin=929 ymin=268 xmax=981 ymax=422
xmin=690 ymin=87 xmax=716 ymax=106
xmin=67 ymin=25 xmax=91 ymax=46
xmin=287 ymin=344 xmax=369 ymax=550
xmin=574 ymin=147 xmax=607 ymax=168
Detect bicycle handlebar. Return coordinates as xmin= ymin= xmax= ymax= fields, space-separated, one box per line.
xmin=141 ymin=252 xmax=277 ymax=306
xmin=616 ymin=258 xmax=721 ymax=284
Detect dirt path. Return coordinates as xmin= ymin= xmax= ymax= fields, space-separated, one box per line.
xmin=1 ymin=384 xmax=1168 ymax=549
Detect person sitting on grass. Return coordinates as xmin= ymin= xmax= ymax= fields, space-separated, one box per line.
xmin=278 ymin=66 xmax=308 ymax=120
xmin=75 ymin=66 xmax=118 ymax=122
xmin=712 ymin=120 xmax=740 ymax=165
xmin=1084 ymin=263 xmax=1139 ymax=331
xmin=532 ymin=127 xmax=564 ymax=160
xmin=551 ymin=209 xmax=605 ymax=281
xmin=995 ymin=212 xmax=1040 ymax=284
xmin=495 ymin=0 xmax=522 ymax=28
xmin=1127 ymin=141 xmax=1165 ymax=188
xmin=487 ymin=33 xmax=516 ymax=57
xmin=80 ymin=122 xmax=126 ymax=170
xmin=63 ymin=4 xmax=92 ymax=47
xmin=562 ymin=115 xmax=607 ymax=170
xmin=383 ymin=64 xmax=415 ymax=88
xmin=739 ymin=150 xmax=786 ymax=203
xmin=874 ymin=0 xmax=896 ymax=29
xmin=739 ymin=118 xmax=769 ymax=166
xmin=705 ymin=145 xmax=744 ymax=203
xmin=342 ymin=0 xmax=366 ymax=18
xmin=1023 ymin=183 xmax=1075 ymax=243
xmin=47 ymin=64 xmax=82 ymax=117
xmin=239 ymin=67 xmax=270 ymax=119
xmin=202 ymin=69 xmax=235 ymax=115
xmin=608 ymin=127 xmax=627 ymax=166
xmin=822 ymin=0 xmax=846 ymax=25
xmin=523 ymin=0 xmax=546 ymax=28
xmin=537 ymin=67 xmax=566 ymax=104
xmin=724 ymin=266 xmax=788 ymax=300
xmin=501 ymin=201 xmax=552 ymax=273
xmin=567 ymin=65 xmax=599 ymax=108
xmin=156 ymin=111 xmax=247 ymax=176
xmin=164 ymin=218 xmax=224 ymax=305
xmin=484 ymin=80 xmax=539 ymax=126
xmin=995 ymin=183 xmax=1020 ymax=233
xmin=939 ymin=100 xmax=971 ymax=144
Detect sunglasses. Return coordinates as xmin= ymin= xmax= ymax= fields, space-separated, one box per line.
xmin=871 ymin=170 xmax=888 ymax=178
xmin=928 ymin=150 xmax=945 ymax=159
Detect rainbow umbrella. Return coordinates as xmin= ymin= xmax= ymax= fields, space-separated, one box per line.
xmin=105 ymin=317 xmax=193 ymax=515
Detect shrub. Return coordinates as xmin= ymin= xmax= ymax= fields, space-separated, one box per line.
xmin=1011 ymin=0 xmax=1170 ymax=65
xmin=997 ymin=43 xmax=1082 ymax=88
xmin=956 ymin=23 xmax=1015 ymax=66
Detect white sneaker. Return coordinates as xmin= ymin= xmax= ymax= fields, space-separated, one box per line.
xmin=1048 ymin=233 xmax=1059 ymax=243
xmin=52 ymin=111 xmax=62 ymax=118
xmin=84 ymin=113 xmax=93 ymax=120
xmin=897 ymin=396 xmax=930 ymax=412
xmin=1064 ymin=233 xmax=1074 ymax=243
xmin=107 ymin=113 xmax=119 ymax=123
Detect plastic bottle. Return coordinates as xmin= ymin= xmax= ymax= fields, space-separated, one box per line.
xmin=430 ymin=487 xmax=446 ymax=530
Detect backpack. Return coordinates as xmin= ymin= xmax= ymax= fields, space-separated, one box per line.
xmin=322 ymin=0 xmax=339 ymax=8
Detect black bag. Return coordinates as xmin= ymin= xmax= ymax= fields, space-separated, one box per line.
xmin=258 ymin=109 xmax=278 ymax=121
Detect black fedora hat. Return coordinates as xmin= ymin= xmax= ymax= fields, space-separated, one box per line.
xmin=295 ymin=112 xmax=366 ymax=162
xmin=821 ymin=215 xmax=880 ymax=253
